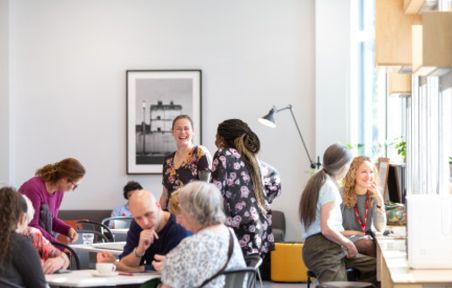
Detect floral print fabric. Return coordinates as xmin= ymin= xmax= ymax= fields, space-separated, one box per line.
xmin=23 ymin=226 xmax=62 ymax=263
xmin=161 ymin=227 xmax=245 ymax=288
xmin=162 ymin=146 xmax=210 ymax=200
xmin=211 ymin=147 xmax=282 ymax=256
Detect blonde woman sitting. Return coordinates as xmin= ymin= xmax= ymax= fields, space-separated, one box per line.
xmin=341 ymin=156 xmax=386 ymax=257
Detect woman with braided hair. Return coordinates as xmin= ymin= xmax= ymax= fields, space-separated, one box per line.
xmin=211 ymin=119 xmax=281 ymax=257
xmin=0 ymin=187 xmax=47 ymax=287
xmin=19 ymin=157 xmax=85 ymax=243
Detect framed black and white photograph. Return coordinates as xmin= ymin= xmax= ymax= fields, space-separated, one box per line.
xmin=127 ymin=70 xmax=202 ymax=174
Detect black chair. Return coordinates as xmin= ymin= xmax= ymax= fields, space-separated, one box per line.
xmin=75 ymin=219 xmax=114 ymax=243
xmin=51 ymin=241 xmax=81 ymax=270
xmin=200 ymin=267 xmax=257 ymax=288
xmin=307 ymin=268 xmax=361 ymax=288
xmin=244 ymin=253 xmax=263 ymax=288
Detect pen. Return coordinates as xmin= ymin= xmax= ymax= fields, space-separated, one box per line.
xmin=119 ymin=272 xmax=134 ymax=276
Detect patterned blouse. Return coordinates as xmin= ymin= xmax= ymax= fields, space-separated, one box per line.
xmin=162 ymin=146 xmax=210 ymax=204
xmin=211 ymin=148 xmax=282 ymax=256
xmin=22 ymin=226 xmax=63 ymax=262
xmin=161 ymin=226 xmax=245 ymax=288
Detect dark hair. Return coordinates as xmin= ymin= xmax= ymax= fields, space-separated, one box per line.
xmin=0 ymin=187 xmax=23 ymax=267
xmin=299 ymin=143 xmax=352 ymax=228
xmin=36 ymin=157 xmax=86 ymax=184
xmin=172 ymin=114 xmax=194 ymax=131
xmin=216 ymin=119 xmax=266 ymax=214
xmin=123 ymin=181 xmax=143 ymax=199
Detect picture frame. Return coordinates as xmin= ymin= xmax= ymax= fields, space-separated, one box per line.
xmin=126 ymin=70 xmax=202 ymax=174
xmin=377 ymin=157 xmax=390 ymax=200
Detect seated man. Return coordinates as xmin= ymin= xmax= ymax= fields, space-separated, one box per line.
xmin=97 ymin=190 xmax=190 ymax=272
xmin=111 ymin=181 xmax=142 ymax=217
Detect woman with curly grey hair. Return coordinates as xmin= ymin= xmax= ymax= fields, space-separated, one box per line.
xmin=153 ymin=181 xmax=246 ymax=288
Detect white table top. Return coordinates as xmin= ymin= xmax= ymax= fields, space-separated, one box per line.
xmin=376 ymin=226 xmax=452 ymax=285
xmin=70 ymin=242 xmax=126 ymax=256
xmin=46 ymin=269 xmax=160 ymax=287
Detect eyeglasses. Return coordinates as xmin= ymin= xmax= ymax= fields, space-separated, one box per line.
xmin=69 ymin=180 xmax=79 ymax=190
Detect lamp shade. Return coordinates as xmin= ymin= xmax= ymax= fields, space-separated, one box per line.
xmin=258 ymin=108 xmax=277 ymax=128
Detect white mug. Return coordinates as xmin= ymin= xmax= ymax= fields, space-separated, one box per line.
xmin=96 ymin=263 xmax=116 ymax=274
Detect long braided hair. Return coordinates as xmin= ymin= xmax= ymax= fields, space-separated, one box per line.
xmin=0 ymin=187 xmax=23 ymax=269
xmin=36 ymin=157 xmax=86 ymax=184
xmin=217 ymin=119 xmax=267 ymax=215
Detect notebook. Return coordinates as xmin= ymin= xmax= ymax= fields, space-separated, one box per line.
xmin=91 ymin=242 xmax=126 ymax=251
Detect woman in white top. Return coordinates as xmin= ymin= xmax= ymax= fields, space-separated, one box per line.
xmin=299 ymin=144 xmax=376 ymax=283
xmin=152 ymin=181 xmax=246 ymax=288
xmin=341 ymin=156 xmax=386 ymax=257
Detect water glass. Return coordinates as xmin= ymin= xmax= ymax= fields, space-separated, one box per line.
xmin=82 ymin=233 xmax=94 ymax=245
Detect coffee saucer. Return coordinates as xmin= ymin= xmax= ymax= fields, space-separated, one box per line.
xmin=91 ymin=271 xmax=119 ymax=277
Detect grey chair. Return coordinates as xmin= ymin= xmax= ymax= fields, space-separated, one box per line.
xmin=101 ymin=216 xmax=133 ymax=229
xmin=200 ymin=268 xmax=257 ymax=288
xmin=244 ymin=253 xmax=263 ymax=288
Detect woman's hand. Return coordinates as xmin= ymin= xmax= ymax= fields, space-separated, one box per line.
xmin=43 ymin=257 xmax=65 ymax=274
xmin=343 ymin=240 xmax=358 ymax=259
xmin=67 ymin=228 xmax=78 ymax=243
xmin=369 ymin=184 xmax=383 ymax=208
xmin=152 ymin=254 xmax=165 ymax=272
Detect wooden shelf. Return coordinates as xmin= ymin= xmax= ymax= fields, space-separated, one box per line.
xmin=376 ymin=0 xmax=421 ymax=67
xmin=412 ymin=12 xmax=452 ymax=76
xmin=404 ymin=0 xmax=437 ymax=14
xmin=388 ymin=73 xmax=411 ymax=96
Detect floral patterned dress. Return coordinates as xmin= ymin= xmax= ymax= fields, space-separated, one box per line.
xmin=22 ymin=226 xmax=63 ymax=263
xmin=211 ymin=147 xmax=282 ymax=256
xmin=162 ymin=145 xmax=210 ymax=205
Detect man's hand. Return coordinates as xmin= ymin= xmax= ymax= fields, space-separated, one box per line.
xmin=97 ymin=252 xmax=116 ymax=263
xmin=137 ymin=229 xmax=159 ymax=254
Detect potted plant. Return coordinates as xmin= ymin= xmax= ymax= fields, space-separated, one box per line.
xmin=393 ymin=138 xmax=406 ymax=162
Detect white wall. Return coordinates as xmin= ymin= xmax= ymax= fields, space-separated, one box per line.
xmin=315 ymin=0 xmax=351 ymax=155
xmin=0 ymin=0 xmax=11 ymax=187
xmin=8 ymin=0 xmax=315 ymax=241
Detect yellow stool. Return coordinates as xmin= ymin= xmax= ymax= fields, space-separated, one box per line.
xmin=270 ymin=242 xmax=308 ymax=282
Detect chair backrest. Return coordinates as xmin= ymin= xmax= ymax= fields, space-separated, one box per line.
xmin=272 ymin=210 xmax=286 ymax=242
xmin=101 ymin=216 xmax=133 ymax=229
xmin=75 ymin=220 xmax=114 ymax=242
xmin=244 ymin=253 xmax=262 ymax=269
xmin=200 ymin=267 xmax=257 ymax=288
xmin=51 ymin=241 xmax=81 ymax=270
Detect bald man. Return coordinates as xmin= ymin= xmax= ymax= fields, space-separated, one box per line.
xmin=97 ymin=190 xmax=190 ymax=272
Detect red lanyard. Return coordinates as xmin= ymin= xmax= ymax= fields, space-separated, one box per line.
xmin=353 ymin=195 xmax=369 ymax=233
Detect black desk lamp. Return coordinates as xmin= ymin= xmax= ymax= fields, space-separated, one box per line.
xmin=259 ymin=104 xmax=322 ymax=169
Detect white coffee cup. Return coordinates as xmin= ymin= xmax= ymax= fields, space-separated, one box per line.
xmin=96 ymin=263 xmax=116 ymax=275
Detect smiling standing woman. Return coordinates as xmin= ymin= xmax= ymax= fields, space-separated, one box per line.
xmin=19 ymin=157 xmax=86 ymax=243
xmin=160 ymin=115 xmax=211 ymax=210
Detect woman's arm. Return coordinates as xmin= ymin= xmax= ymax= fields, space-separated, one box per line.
xmin=342 ymin=230 xmax=364 ymax=237
xmin=320 ymin=202 xmax=358 ymax=258
xmin=160 ymin=187 xmax=169 ymax=210
xmin=370 ymin=185 xmax=387 ymax=232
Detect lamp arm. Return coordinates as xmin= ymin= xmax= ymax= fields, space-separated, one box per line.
xmin=287 ymin=106 xmax=317 ymax=169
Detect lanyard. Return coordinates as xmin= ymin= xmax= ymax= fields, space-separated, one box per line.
xmin=353 ymin=194 xmax=369 ymax=233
